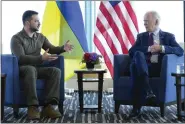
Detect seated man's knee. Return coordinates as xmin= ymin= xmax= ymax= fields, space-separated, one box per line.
xmin=134 ymin=51 xmax=145 ymax=58
xmin=21 ymin=65 xmax=37 ymax=77
xmin=51 ymin=67 xmax=61 ymax=77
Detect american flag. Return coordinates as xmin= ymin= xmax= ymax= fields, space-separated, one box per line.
xmin=93 ymin=1 xmax=139 ymax=77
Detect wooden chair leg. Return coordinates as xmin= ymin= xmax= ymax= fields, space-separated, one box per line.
xmin=160 ymin=103 xmax=165 ymax=117
xmin=13 ymin=105 xmax=19 ymax=118
xmin=58 ymin=101 xmax=63 ymax=115
xmin=182 ymin=102 xmax=184 ymax=111
xmin=115 ymin=101 xmax=120 ymax=113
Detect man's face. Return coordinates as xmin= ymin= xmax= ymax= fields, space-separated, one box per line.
xmin=144 ymin=13 xmax=157 ymax=32
xmin=28 ymin=14 xmax=40 ymax=32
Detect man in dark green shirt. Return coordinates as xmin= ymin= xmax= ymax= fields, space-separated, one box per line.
xmin=11 ymin=10 xmax=73 ymax=120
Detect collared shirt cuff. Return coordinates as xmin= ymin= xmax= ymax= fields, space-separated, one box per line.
xmin=161 ymin=45 xmax=165 ymax=53
xmin=148 ymin=46 xmax=151 ymax=52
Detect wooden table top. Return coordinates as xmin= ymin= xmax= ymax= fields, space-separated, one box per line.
xmin=171 ymin=73 xmax=185 ymax=77
xmin=74 ymin=69 xmax=107 ymax=73
xmin=1 ymin=73 xmax=7 ymax=78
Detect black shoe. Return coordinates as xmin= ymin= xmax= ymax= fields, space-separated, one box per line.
xmin=146 ymin=92 xmax=156 ymax=104
xmin=129 ymin=107 xmax=141 ymax=118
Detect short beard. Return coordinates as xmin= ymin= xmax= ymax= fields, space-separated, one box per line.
xmin=30 ymin=27 xmax=38 ymax=32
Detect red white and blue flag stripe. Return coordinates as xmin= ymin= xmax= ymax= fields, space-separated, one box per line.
xmin=94 ymin=1 xmax=139 ymax=77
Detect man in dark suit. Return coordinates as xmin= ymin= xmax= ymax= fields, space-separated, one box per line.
xmin=128 ymin=11 xmax=184 ymax=118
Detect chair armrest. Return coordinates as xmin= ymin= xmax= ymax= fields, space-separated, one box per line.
xmin=1 ymin=54 xmax=20 ymax=103
xmin=1 ymin=55 xmax=65 ymax=103
xmin=34 ymin=55 xmax=65 ymax=101
xmin=161 ymin=54 xmax=184 ymax=75
xmin=114 ymin=54 xmax=130 ymax=79
xmin=160 ymin=54 xmax=184 ymax=102
xmin=161 ymin=54 xmax=184 ymax=80
xmin=44 ymin=56 xmax=65 ymax=101
xmin=47 ymin=55 xmax=64 ymax=69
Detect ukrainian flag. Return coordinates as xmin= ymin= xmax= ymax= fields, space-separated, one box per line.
xmin=41 ymin=1 xmax=88 ymax=81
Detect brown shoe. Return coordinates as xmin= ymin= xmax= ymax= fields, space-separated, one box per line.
xmin=41 ymin=104 xmax=62 ymax=119
xmin=27 ymin=106 xmax=40 ymax=120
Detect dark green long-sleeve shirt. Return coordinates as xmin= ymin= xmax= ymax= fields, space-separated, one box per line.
xmin=11 ymin=29 xmax=65 ymax=65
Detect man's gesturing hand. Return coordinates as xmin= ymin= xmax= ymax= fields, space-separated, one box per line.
xmin=42 ymin=48 xmax=58 ymax=61
xmin=64 ymin=40 xmax=74 ymax=52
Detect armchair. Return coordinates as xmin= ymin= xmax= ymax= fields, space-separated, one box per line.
xmin=1 ymin=54 xmax=65 ymax=117
xmin=113 ymin=54 xmax=184 ymax=117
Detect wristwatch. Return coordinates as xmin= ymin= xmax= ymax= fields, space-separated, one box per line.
xmin=160 ymin=45 xmax=163 ymax=52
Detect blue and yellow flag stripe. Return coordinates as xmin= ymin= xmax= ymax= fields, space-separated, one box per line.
xmin=41 ymin=1 xmax=88 ymax=81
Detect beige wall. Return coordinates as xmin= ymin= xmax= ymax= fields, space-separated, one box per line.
xmin=65 ymin=63 xmax=113 ymax=91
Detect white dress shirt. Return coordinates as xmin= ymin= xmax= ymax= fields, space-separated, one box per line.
xmin=148 ymin=28 xmax=165 ymax=53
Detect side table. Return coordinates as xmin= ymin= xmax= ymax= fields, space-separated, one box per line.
xmin=1 ymin=73 xmax=7 ymax=121
xmin=74 ymin=69 xmax=107 ymax=113
xmin=171 ymin=73 xmax=185 ymax=121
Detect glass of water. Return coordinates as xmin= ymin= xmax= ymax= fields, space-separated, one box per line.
xmin=176 ymin=63 xmax=184 ymax=73
xmin=180 ymin=63 xmax=184 ymax=73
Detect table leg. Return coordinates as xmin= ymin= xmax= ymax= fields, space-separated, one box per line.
xmin=77 ymin=73 xmax=83 ymax=113
xmin=175 ymin=76 xmax=182 ymax=120
xmin=98 ymin=73 xmax=103 ymax=113
xmin=184 ymin=82 xmax=185 ymax=111
xmin=1 ymin=76 xmax=6 ymax=121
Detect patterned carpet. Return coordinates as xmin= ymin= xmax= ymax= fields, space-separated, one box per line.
xmin=2 ymin=91 xmax=185 ymax=123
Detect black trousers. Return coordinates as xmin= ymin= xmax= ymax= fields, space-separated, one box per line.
xmin=130 ymin=51 xmax=162 ymax=108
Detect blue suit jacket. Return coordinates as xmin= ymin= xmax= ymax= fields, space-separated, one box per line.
xmin=129 ymin=30 xmax=184 ymax=59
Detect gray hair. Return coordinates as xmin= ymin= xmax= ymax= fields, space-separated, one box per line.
xmin=146 ymin=11 xmax=161 ymax=25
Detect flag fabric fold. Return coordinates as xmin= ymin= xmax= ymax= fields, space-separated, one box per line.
xmin=41 ymin=1 xmax=88 ymax=81
xmin=94 ymin=1 xmax=139 ymax=77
